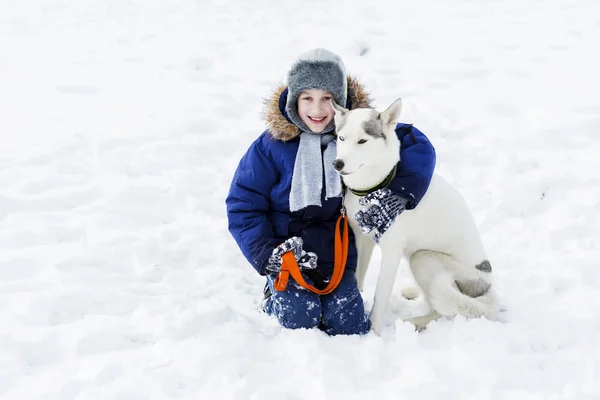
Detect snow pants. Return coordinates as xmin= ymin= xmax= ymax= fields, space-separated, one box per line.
xmin=263 ymin=269 xmax=371 ymax=335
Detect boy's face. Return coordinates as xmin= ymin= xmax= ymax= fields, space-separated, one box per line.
xmin=297 ymin=89 xmax=335 ymax=133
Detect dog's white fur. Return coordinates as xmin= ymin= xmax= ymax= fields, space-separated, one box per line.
xmin=332 ymin=99 xmax=500 ymax=334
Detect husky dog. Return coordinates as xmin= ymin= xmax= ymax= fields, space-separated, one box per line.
xmin=332 ymin=98 xmax=499 ymax=333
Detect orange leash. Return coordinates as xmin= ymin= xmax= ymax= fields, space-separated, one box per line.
xmin=273 ymin=213 xmax=349 ymax=295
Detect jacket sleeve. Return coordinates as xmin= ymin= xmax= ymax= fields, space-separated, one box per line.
xmin=387 ymin=123 xmax=436 ymax=210
xmin=225 ymin=134 xmax=282 ymax=275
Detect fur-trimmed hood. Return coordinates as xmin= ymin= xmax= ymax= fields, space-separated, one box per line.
xmin=262 ymin=75 xmax=373 ymax=141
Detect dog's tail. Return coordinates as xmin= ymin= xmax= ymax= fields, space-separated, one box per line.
xmin=426 ymin=272 xmax=500 ymax=320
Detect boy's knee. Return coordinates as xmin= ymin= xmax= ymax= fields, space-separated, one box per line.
xmin=323 ymin=296 xmax=371 ymax=335
xmin=278 ymin=311 xmax=321 ymax=330
xmin=270 ymin=290 xmax=322 ymax=330
xmin=321 ymin=273 xmax=371 ymax=335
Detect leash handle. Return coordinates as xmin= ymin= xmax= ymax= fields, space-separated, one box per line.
xmin=273 ymin=214 xmax=348 ymax=295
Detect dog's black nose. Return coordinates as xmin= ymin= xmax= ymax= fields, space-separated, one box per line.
xmin=333 ymin=159 xmax=345 ymax=171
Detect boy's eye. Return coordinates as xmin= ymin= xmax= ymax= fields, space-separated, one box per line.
xmin=358 ymin=139 xmax=368 ymax=144
xmin=323 ymin=96 xmax=333 ymax=101
xmin=301 ymin=97 xmax=312 ymax=101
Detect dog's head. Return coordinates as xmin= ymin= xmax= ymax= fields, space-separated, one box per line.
xmin=331 ymin=98 xmax=403 ymax=185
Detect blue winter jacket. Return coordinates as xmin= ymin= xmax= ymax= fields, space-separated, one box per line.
xmin=226 ymin=77 xmax=436 ymax=276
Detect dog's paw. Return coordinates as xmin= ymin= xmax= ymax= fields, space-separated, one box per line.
xmin=400 ymin=285 xmax=422 ymax=300
xmin=405 ymin=311 xmax=441 ymax=331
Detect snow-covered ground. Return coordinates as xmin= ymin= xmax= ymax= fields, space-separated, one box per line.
xmin=1 ymin=0 xmax=599 ymax=398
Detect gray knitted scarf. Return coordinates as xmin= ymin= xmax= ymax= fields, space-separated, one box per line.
xmin=289 ymin=132 xmax=342 ymax=212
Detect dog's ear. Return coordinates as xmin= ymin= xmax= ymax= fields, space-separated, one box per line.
xmin=379 ymin=98 xmax=403 ymax=126
xmin=331 ymin=100 xmax=349 ymax=135
xmin=331 ymin=100 xmax=349 ymax=116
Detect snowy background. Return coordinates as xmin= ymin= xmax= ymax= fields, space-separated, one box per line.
xmin=1 ymin=0 xmax=599 ymax=398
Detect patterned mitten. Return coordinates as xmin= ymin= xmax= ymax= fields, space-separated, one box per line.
xmin=265 ymin=236 xmax=318 ymax=274
xmin=353 ymin=188 xmax=409 ymax=243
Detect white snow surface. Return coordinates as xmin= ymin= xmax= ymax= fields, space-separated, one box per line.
xmin=1 ymin=0 xmax=599 ymax=399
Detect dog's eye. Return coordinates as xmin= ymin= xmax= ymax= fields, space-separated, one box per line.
xmin=358 ymin=139 xmax=368 ymax=144
xmin=339 ymin=136 xmax=345 ymax=141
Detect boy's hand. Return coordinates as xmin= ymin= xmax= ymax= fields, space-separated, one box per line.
xmin=354 ymin=188 xmax=408 ymax=243
xmin=265 ymin=237 xmax=318 ymax=274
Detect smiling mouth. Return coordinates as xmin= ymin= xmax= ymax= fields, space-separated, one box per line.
xmin=308 ymin=116 xmax=327 ymax=123
xmin=339 ymin=164 xmax=364 ymax=175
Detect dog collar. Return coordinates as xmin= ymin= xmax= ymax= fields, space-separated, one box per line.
xmin=347 ymin=165 xmax=397 ymax=197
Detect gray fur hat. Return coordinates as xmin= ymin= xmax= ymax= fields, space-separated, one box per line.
xmin=285 ymin=48 xmax=348 ymax=133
